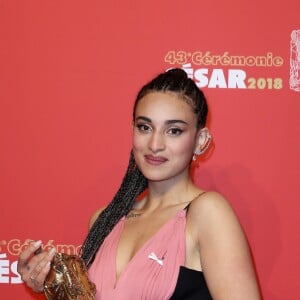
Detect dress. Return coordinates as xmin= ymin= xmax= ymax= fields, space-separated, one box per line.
xmin=88 ymin=209 xmax=212 ymax=299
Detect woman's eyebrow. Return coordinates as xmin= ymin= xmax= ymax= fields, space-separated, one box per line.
xmin=135 ymin=116 xmax=152 ymax=122
xmin=165 ymin=119 xmax=188 ymax=125
xmin=135 ymin=116 xmax=188 ymax=125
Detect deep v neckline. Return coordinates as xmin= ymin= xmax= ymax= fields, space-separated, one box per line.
xmin=113 ymin=209 xmax=186 ymax=288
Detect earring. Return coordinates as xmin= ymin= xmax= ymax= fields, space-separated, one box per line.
xmin=192 ymin=133 xmax=213 ymax=161
xmin=192 ymin=149 xmax=202 ymax=161
xmin=200 ymin=133 xmax=212 ymax=154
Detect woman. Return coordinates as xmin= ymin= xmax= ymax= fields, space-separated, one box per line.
xmin=18 ymin=69 xmax=261 ymax=299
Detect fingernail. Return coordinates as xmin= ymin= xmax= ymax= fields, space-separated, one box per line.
xmin=33 ymin=240 xmax=42 ymax=247
xmin=34 ymin=247 xmax=42 ymax=255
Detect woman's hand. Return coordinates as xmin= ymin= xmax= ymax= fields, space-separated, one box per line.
xmin=17 ymin=240 xmax=56 ymax=293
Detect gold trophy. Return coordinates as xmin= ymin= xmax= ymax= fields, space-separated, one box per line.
xmin=44 ymin=253 xmax=96 ymax=300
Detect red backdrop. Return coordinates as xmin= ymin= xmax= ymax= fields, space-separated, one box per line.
xmin=1 ymin=1 xmax=299 ymax=299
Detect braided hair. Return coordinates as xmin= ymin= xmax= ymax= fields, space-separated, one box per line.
xmin=81 ymin=68 xmax=208 ymax=267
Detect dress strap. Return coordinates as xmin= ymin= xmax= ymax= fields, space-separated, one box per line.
xmin=184 ymin=191 xmax=206 ymax=212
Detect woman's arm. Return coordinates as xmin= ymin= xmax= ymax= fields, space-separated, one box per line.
xmin=189 ymin=191 xmax=261 ymax=299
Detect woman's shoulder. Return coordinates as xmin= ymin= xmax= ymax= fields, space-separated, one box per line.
xmin=88 ymin=206 xmax=106 ymax=229
xmin=189 ymin=190 xmax=230 ymax=212
xmin=187 ymin=190 xmax=241 ymax=235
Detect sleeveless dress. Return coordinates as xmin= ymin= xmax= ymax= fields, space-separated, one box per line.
xmin=88 ymin=209 xmax=212 ymax=299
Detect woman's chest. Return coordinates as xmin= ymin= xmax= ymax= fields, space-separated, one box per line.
xmin=115 ymin=216 xmax=174 ymax=279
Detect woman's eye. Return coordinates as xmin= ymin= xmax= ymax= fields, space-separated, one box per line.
xmin=167 ymin=128 xmax=183 ymax=136
xmin=136 ymin=124 xmax=151 ymax=132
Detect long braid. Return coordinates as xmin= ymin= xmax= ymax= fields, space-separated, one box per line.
xmin=81 ymin=150 xmax=148 ymax=267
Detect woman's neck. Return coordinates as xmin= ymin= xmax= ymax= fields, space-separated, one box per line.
xmin=141 ymin=177 xmax=199 ymax=210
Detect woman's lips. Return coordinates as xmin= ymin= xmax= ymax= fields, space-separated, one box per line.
xmin=144 ymin=155 xmax=168 ymax=165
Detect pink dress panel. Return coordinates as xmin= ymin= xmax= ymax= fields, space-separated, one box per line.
xmin=88 ymin=210 xmax=186 ymax=300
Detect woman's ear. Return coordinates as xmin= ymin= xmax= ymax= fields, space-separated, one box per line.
xmin=193 ymin=128 xmax=212 ymax=160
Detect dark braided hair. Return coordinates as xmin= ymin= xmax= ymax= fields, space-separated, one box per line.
xmin=134 ymin=68 xmax=208 ymax=129
xmin=81 ymin=68 xmax=208 ymax=267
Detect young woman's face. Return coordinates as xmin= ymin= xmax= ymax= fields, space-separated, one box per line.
xmin=133 ymin=92 xmax=199 ymax=183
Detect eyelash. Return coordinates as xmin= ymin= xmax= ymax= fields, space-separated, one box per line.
xmin=136 ymin=124 xmax=183 ymax=136
xmin=136 ymin=124 xmax=151 ymax=132
xmin=167 ymin=128 xmax=183 ymax=136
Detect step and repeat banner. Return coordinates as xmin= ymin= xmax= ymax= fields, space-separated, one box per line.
xmin=1 ymin=1 xmax=299 ymax=299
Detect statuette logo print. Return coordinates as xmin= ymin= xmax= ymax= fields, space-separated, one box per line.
xmin=290 ymin=29 xmax=300 ymax=92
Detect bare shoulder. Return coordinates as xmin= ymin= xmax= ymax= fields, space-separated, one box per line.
xmin=188 ymin=191 xmax=237 ymax=226
xmin=88 ymin=206 xmax=106 ymax=229
xmin=187 ymin=190 xmax=248 ymax=258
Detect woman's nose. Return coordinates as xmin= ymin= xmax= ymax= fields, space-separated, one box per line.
xmin=148 ymin=132 xmax=165 ymax=153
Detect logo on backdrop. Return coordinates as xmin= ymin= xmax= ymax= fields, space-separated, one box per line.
xmin=164 ymin=50 xmax=284 ymax=90
xmin=290 ymin=29 xmax=300 ymax=92
xmin=0 ymin=239 xmax=81 ymax=285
